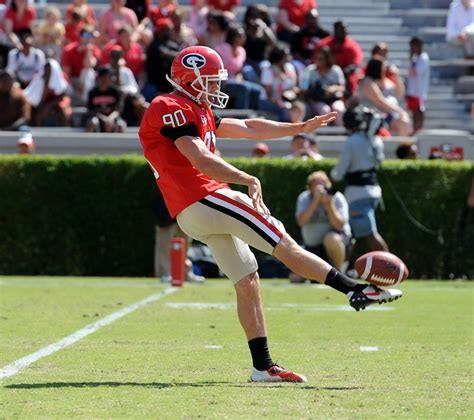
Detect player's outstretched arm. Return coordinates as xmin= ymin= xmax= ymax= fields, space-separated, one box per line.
xmin=175 ymin=135 xmax=270 ymax=214
xmin=216 ymin=112 xmax=337 ymax=140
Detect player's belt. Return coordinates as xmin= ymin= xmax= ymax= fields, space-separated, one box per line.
xmin=345 ymin=169 xmax=378 ymax=186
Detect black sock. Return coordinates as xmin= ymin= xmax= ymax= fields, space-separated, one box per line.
xmin=248 ymin=337 xmax=274 ymax=371
xmin=325 ymin=268 xmax=360 ymax=295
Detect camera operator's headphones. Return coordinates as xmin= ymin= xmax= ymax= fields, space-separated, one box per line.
xmin=343 ymin=105 xmax=383 ymax=136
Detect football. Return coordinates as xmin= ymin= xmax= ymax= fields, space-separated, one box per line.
xmin=354 ymin=251 xmax=409 ymax=288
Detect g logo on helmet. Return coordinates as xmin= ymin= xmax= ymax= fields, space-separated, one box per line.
xmin=182 ymin=53 xmax=206 ymax=69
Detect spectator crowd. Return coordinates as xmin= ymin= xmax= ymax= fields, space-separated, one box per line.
xmin=0 ymin=0 xmax=469 ymax=281
xmin=2 ymin=0 xmax=456 ymax=136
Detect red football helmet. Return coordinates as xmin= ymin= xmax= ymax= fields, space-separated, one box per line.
xmin=166 ymin=46 xmax=229 ymax=108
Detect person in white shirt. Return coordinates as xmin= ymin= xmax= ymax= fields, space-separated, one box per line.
xmin=406 ymin=37 xmax=430 ymax=133
xmin=23 ymin=57 xmax=71 ymax=126
xmin=446 ymin=0 xmax=474 ymax=57
xmin=109 ymin=46 xmax=148 ymax=126
xmin=295 ymin=171 xmax=352 ymax=273
xmin=6 ymin=28 xmax=45 ymax=88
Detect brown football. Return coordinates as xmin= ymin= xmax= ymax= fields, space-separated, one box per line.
xmin=354 ymin=251 xmax=409 ymax=288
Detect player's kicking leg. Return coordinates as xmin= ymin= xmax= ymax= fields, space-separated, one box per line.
xmin=234 ymin=271 xmax=307 ymax=383
xmin=273 ymin=234 xmax=403 ymax=311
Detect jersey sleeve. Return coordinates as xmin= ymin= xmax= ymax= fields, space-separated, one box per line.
xmin=144 ymin=96 xmax=199 ymax=142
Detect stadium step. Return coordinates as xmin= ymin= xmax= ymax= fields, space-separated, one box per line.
xmin=424 ymin=120 xmax=474 ymax=131
xmin=318 ymin=16 xmax=403 ymax=27
xmin=417 ymin=27 xmax=448 ymax=43
xmin=426 ymin=102 xmax=466 ymax=112
xmin=454 ymin=76 xmax=474 ymax=95
xmin=391 ymin=8 xmax=448 ymax=27
xmin=425 ymin=44 xmax=466 ymax=61
xmin=318 ymin=9 xmax=392 ymax=18
xmin=390 ymin=0 xmax=451 ymax=9
xmin=431 ymin=59 xmax=474 ymax=79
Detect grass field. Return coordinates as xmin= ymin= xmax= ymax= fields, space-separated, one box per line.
xmin=1 ymin=277 xmax=473 ymax=418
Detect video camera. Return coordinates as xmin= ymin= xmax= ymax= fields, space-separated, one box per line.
xmin=323 ymin=186 xmax=338 ymax=195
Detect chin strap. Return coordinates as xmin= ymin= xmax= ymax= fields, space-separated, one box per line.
xmin=165 ymin=74 xmax=203 ymax=105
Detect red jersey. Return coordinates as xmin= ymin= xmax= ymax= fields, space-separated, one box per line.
xmin=65 ymin=4 xmax=97 ymax=27
xmin=101 ymin=41 xmax=145 ymax=76
xmin=139 ymin=93 xmax=228 ymax=218
xmin=276 ymin=0 xmax=317 ymax=33
xmin=4 ymin=6 xmax=36 ymax=33
xmin=206 ymin=0 xmax=240 ymax=12
xmin=62 ymin=41 xmax=102 ymax=78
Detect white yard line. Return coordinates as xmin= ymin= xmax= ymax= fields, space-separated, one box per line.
xmin=0 ymin=278 xmax=163 ymax=288
xmin=0 ymin=287 xmax=178 ymax=380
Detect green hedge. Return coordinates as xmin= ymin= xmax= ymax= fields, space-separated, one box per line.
xmin=0 ymin=155 xmax=472 ymax=278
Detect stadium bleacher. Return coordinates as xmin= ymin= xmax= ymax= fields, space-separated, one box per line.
xmin=3 ymin=0 xmax=473 ymax=154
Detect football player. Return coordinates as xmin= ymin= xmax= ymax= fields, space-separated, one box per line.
xmin=139 ymin=46 xmax=403 ymax=383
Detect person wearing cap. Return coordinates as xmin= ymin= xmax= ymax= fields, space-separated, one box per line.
xmin=17 ymin=132 xmax=35 ymax=154
xmin=283 ymin=133 xmax=323 ymax=160
xmin=252 ymin=142 xmax=270 ymax=158
xmin=62 ymin=26 xmax=101 ymax=103
xmin=86 ymin=65 xmax=126 ymax=132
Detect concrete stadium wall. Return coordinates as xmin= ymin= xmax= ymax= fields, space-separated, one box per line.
xmin=1 ymin=130 xmax=473 ymax=160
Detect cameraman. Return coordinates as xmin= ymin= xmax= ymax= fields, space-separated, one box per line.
xmin=331 ymin=105 xmax=389 ymax=252
xmin=294 ymin=171 xmax=352 ymax=274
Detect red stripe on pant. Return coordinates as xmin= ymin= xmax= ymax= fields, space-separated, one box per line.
xmin=210 ymin=190 xmax=284 ymax=239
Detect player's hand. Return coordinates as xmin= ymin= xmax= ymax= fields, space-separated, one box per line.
xmin=302 ymin=112 xmax=337 ymax=132
xmin=248 ymin=177 xmax=270 ymax=215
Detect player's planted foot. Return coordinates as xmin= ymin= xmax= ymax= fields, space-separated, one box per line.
xmin=348 ymin=284 xmax=402 ymax=311
xmin=250 ymin=364 xmax=308 ymax=383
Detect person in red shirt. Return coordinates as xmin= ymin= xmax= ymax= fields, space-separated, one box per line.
xmin=65 ymin=0 xmax=97 ymax=27
xmin=101 ymin=24 xmax=145 ymax=79
xmin=65 ymin=8 xmax=86 ymax=44
xmin=139 ymin=45 xmax=403 ymax=383
xmin=149 ymin=0 xmax=176 ymax=26
xmin=315 ymin=20 xmax=363 ymax=96
xmin=2 ymin=0 xmax=37 ymax=50
xmin=62 ymin=27 xmax=101 ymax=103
xmin=276 ymin=0 xmax=317 ymax=43
xmin=206 ymin=0 xmax=240 ymax=13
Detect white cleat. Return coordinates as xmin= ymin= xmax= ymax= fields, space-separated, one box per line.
xmin=348 ymin=285 xmax=403 ymax=311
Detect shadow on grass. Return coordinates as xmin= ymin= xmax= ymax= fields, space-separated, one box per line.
xmin=5 ymin=381 xmax=361 ymax=391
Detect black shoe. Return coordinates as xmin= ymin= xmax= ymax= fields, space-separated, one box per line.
xmin=348 ymin=285 xmax=403 ymax=311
